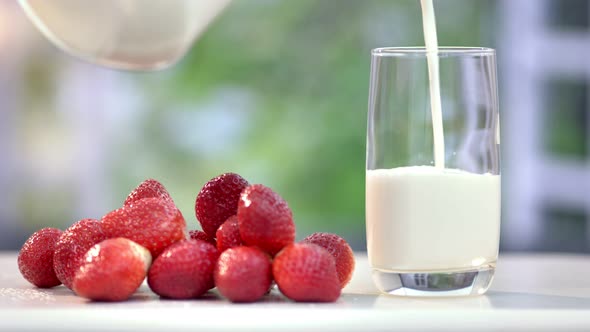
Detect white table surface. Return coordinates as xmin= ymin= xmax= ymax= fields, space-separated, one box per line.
xmin=1 ymin=252 xmax=590 ymax=331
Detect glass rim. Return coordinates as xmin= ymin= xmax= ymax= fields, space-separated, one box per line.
xmin=371 ymin=47 xmax=495 ymax=57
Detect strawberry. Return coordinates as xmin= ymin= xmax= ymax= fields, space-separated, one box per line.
xmin=101 ymin=197 xmax=186 ymax=258
xmin=53 ymin=219 xmax=106 ymax=289
xmin=215 ymin=215 xmax=242 ymax=252
xmin=147 ymin=239 xmax=219 ymax=299
xmin=72 ymin=238 xmax=151 ymax=302
xmin=302 ymin=232 xmax=355 ymax=288
xmin=214 ymin=246 xmax=272 ymax=302
xmin=189 ymin=230 xmax=217 ymax=247
xmin=237 ymin=184 xmax=295 ymax=256
xmin=124 ymin=178 xmax=173 ymax=206
xmin=273 ymin=243 xmax=340 ymax=302
xmin=17 ymin=228 xmax=63 ymax=288
xmin=195 ymin=173 xmax=249 ymax=237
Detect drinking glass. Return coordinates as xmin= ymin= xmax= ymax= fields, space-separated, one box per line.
xmin=366 ymin=47 xmax=500 ymax=296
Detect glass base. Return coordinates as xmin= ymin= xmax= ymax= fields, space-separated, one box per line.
xmin=371 ymin=265 xmax=495 ymax=297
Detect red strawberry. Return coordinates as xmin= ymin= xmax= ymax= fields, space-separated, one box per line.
xmin=238 ymin=184 xmax=295 ymax=256
xmin=147 ymin=240 xmax=219 ymax=299
xmin=53 ymin=219 xmax=106 ymax=289
xmin=215 ymin=216 xmax=242 ymax=252
xmin=214 ymin=246 xmax=272 ymax=302
xmin=273 ymin=243 xmax=340 ymax=302
xmin=101 ymin=197 xmax=186 ymax=258
xmin=124 ymin=178 xmax=172 ymax=206
xmin=195 ymin=173 xmax=249 ymax=237
xmin=18 ymin=228 xmax=63 ymax=288
xmin=72 ymin=238 xmax=151 ymax=302
xmin=189 ymin=230 xmax=217 ymax=247
xmin=302 ymin=232 xmax=355 ymax=288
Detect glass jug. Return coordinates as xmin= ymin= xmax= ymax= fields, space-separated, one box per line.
xmin=19 ymin=0 xmax=231 ymax=70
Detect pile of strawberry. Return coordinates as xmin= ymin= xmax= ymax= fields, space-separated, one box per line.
xmin=17 ymin=173 xmax=355 ymax=303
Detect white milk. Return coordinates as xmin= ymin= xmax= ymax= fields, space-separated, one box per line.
xmin=366 ymin=166 xmax=500 ymax=272
xmin=420 ymin=0 xmax=445 ymax=169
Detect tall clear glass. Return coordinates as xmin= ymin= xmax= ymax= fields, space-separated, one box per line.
xmin=366 ymin=47 xmax=500 ymax=296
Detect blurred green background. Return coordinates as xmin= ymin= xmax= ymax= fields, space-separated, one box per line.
xmin=1 ymin=0 xmax=588 ymax=252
